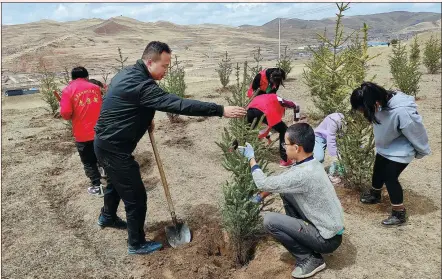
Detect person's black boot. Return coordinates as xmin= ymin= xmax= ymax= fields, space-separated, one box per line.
xmin=382 ymin=209 xmax=407 ymax=226
xmin=97 ymin=215 xmax=127 ymax=229
xmin=360 ymin=188 xmax=381 ymax=204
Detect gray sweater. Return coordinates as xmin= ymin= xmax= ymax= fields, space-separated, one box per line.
xmin=252 ymin=158 xmax=344 ymax=239
xmin=374 ymin=92 xmax=431 ymax=164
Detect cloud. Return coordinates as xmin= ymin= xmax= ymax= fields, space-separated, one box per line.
xmin=53 ymin=4 xmax=68 ymax=19
xmin=1 ymin=3 xmax=441 ymax=26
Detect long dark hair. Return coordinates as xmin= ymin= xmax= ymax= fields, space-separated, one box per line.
xmin=350 ymin=82 xmax=393 ymax=124
xmin=270 ymin=68 xmax=286 ymax=88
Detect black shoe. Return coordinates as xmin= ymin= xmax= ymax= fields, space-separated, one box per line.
xmin=382 ymin=209 xmax=407 ymax=226
xmin=128 ymin=241 xmax=163 ymax=255
xmin=360 ymin=189 xmax=381 ymax=204
xmin=97 ymin=215 xmax=127 ymax=229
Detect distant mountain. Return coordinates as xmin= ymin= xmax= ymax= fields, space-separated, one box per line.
xmin=1 ymin=10 xmax=440 ymax=75
xmin=243 ymin=11 xmax=441 ymax=40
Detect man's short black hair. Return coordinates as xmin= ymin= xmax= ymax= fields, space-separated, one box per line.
xmin=89 ymin=79 xmax=104 ymax=88
xmin=286 ymin=123 xmax=315 ymax=153
xmin=71 ymin=66 xmax=89 ymax=80
xmin=141 ymin=41 xmax=171 ymax=61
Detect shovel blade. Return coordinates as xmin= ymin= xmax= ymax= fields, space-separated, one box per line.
xmin=165 ymin=222 xmax=191 ymax=248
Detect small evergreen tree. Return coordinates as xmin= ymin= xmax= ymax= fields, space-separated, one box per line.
xmin=337 ymin=20 xmax=377 ymax=191
xmin=216 ymin=51 xmax=233 ymax=89
xmin=61 ymin=66 xmax=71 ymax=86
xmin=216 ymin=63 xmax=272 ymax=265
xmin=37 ymin=57 xmax=59 ymax=116
xmin=158 ymin=55 xmax=187 ymax=123
xmin=248 ymin=47 xmax=263 ymax=80
xmin=302 ymin=3 xmax=357 ymax=118
xmin=302 ymin=3 xmax=376 ymax=190
xmin=114 ymin=47 xmax=128 ymax=72
xmin=102 ymin=71 xmax=111 ymax=84
xmin=409 ymin=35 xmax=421 ymax=64
xmin=423 ymin=35 xmax=441 ymax=74
xmin=276 ymin=45 xmax=293 ymax=77
xmin=388 ymin=40 xmax=422 ymax=97
xmin=242 ymin=61 xmax=251 ymax=87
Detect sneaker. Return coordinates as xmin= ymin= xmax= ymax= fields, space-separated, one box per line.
xmin=258 ymin=127 xmax=272 ymax=139
xmin=279 ymin=159 xmax=295 ymax=168
xmin=382 ymin=209 xmax=407 ymax=226
xmin=87 ymin=184 xmax=104 ymax=197
xmin=360 ymin=188 xmax=381 ymax=204
xmin=328 ymin=175 xmax=341 ymax=184
xmin=97 ymin=215 xmax=127 ymax=229
xmin=128 ymin=241 xmax=163 ymax=255
xmin=291 ymin=254 xmax=326 ymax=278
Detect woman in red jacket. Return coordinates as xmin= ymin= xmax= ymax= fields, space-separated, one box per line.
xmin=60 ymin=67 xmax=104 ymax=197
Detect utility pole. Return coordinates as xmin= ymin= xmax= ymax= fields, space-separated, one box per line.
xmin=278 ymin=18 xmax=281 ymax=60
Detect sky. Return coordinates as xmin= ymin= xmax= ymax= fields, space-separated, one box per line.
xmin=2 ymin=2 xmax=441 ymax=26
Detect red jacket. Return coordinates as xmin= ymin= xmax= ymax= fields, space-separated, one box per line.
xmin=247 ymin=94 xmax=296 ymax=127
xmin=60 ymin=78 xmax=102 ymax=142
xmin=247 ymin=69 xmax=269 ymax=98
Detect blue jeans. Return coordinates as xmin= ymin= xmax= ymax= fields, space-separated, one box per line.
xmin=313 ymin=136 xmax=340 ymax=175
xmin=313 ymin=136 xmax=326 ymax=163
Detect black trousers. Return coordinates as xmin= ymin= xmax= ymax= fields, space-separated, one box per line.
xmin=247 ymin=108 xmax=288 ymax=161
xmin=75 ymin=140 xmax=101 ymax=186
xmin=372 ymin=153 xmax=409 ymax=205
xmin=94 ymin=143 xmax=147 ymax=247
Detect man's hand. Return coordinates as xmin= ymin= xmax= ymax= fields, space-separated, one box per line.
xmin=223 ymin=106 xmax=246 ymax=118
xmin=148 ymin=120 xmax=155 ymax=133
xmin=237 ymin=142 xmax=255 ymax=161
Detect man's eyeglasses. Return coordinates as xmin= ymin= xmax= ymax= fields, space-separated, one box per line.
xmin=282 ymin=142 xmax=297 ymax=150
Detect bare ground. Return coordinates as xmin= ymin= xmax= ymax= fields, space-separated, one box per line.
xmin=1 ymin=44 xmax=441 ymax=279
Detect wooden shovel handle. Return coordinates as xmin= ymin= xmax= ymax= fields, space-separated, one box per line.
xmin=148 ymin=131 xmax=178 ymax=225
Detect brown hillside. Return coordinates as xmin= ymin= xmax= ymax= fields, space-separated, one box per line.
xmin=92 ymin=19 xmax=132 ymax=35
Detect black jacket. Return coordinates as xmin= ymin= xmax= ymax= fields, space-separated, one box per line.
xmin=95 ymin=59 xmax=224 ymax=153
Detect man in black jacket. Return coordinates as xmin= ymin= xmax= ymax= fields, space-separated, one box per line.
xmin=94 ymin=41 xmax=246 ymax=255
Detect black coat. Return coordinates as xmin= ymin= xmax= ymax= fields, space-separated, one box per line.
xmin=95 ymin=59 xmax=224 ymax=153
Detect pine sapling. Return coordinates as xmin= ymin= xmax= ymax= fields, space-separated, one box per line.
xmin=61 ymin=66 xmax=70 ymax=86
xmin=248 ymin=47 xmax=263 ymax=79
xmin=114 ymin=47 xmax=128 ymax=72
xmin=336 ymin=21 xmax=376 ymax=191
xmin=388 ymin=40 xmax=422 ymax=97
xmin=102 ymin=71 xmax=111 ymax=84
xmin=158 ymin=55 xmax=187 ymax=123
xmin=276 ymin=46 xmax=293 ymax=77
xmin=302 ymin=3 xmax=357 ymax=118
xmin=37 ymin=57 xmax=60 ymax=116
xmin=423 ymin=35 xmax=441 ymax=74
xmin=216 ymin=62 xmax=272 ymax=265
xmin=409 ymin=35 xmax=420 ymax=64
xmin=216 ymin=51 xmax=233 ymax=89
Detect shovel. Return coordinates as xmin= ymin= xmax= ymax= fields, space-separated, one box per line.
xmin=148 ymin=130 xmax=192 ymax=248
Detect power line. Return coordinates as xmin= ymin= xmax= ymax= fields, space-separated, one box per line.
xmin=288 ymin=3 xmax=337 ymax=20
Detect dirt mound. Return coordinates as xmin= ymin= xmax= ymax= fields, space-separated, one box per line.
xmin=93 ymin=20 xmax=132 ymax=35
xmin=132 ymin=204 xmax=236 ymax=279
